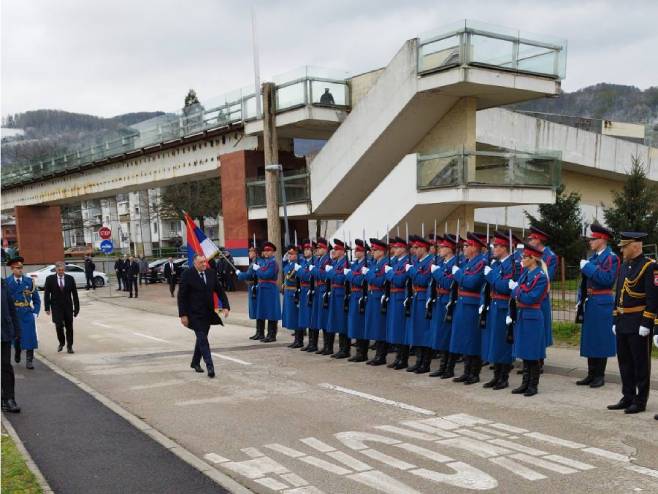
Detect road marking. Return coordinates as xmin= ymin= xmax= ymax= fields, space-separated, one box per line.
xmin=359 ymin=449 xmax=416 ymax=470
xmin=582 ymin=447 xmax=631 ymax=463
xmin=455 ymin=428 xmax=493 ymax=441
xmin=93 ymin=321 xmax=114 ymax=328
xmin=254 ymin=477 xmax=288 ymax=490
xmin=523 ymin=432 xmax=585 ymax=449
xmin=318 ymin=383 xmax=435 ymax=416
xmin=204 ymin=453 xmax=230 ymax=464
xmin=348 ymin=470 xmax=421 ymax=494
xmin=394 ymin=443 xmax=453 ymax=463
xmin=542 ymin=455 xmax=595 ymax=471
xmin=211 ymin=353 xmax=252 ymax=366
xmin=488 ymin=438 xmax=548 ymax=456
xmin=129 ymin=379 xmax=186 ymax=391
xmin=326 ymin=451 xmax=372 ymax=472
xmin=279 ymin=472 xmax=309 ymax=487
xmin=299 ymin=456 xmax=352 ymax=475
xmin=242 ymin=447 xmax=266 ymax=458
xmin=510 ymin=453 xmax=578 ymax=475
xmin=399 ymin=421 xmax=459 ymax=438
xmin=488 ymin=457 xmax=547 ymax=481
xmin=300 ymin=438 xmax=336 ymax=453
xmin=409 ymin=462 xmax=498 ymax=490
xmin=373 ymin=425 xmax=439 ymax=442
xmin=436 ymin=438 xmax=512 ymax=458
xmin=489 ymin=423 xmax=528 ymax=434
xmin=132 ymin=332 xmax=170 ymax=343
xmin=625 ymin=464 xmax=658 ymax=479
xmin=473 ymin=426 xmax=509 ymax=438
xmin=265 ymin=444 xmax=306 ymax=458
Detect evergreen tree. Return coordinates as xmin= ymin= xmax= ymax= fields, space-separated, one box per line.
xmin=157 ymin=177 xmax=221 ymax=232
xmin=603 ymin=156 xmax=658 ymax=246
xmin=525 ymin=184 xmax=585 ymax=266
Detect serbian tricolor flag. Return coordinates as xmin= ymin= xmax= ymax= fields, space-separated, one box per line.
xmin=183 ymin=211 xmax=222 ymax=309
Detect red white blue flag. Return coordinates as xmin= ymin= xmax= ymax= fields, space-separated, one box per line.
xmin=183 ymin=212 xmax=222 ymax=309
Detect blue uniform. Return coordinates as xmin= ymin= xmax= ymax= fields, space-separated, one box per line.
xmin=310 ymin=254 xmax=331 ymax=330
xmin=254 ymin=257 xmax=281 ymax=321
xmin=297 ymin=256 xmax=314 ymax=328
xmin=364 ymin=257 xmax=387 ymax=341
xmin=385 ymin=255 xmax=409 ymax=345
xmin=405 ymin=255 xmax=433 ymax=348
xmin=237 ymin=259 xmax=262 ymax=319
xmin=326 ymin=256 xmax=349 ymax=334
xmin=512 ymin=266 xmax=548 ymax=360
xmin=449 ymin=254 xmax=487 ymax=356
xmin=6 ymin=276 xmax=41 ymax=350
xmin=579 ymin=247 xmax=618 ymax=358
xmin=482 ymin=255 xmax=515 ymax=364
xmin=282 ymin=261 xmax=301 ymax=331
xmin=429 ymin=256 xmax=456 ymax=351
xmin=345 ymin=258 xmax=367 ymax=340
xmin=541 ymin=246 xmax=558 ymax=347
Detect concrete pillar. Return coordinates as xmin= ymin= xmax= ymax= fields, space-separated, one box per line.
xmin=15 ymin=205 xmax=65 ymax=264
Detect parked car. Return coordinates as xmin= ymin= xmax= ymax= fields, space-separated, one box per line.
xmin=64 ymin=245 xmax=93 ymax=257
xmin=27 ymin=263 xmax=108 ymax=289
xmin=147 ymin=258 xmax=188 ymax=284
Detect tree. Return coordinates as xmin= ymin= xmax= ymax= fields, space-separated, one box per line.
xmin=525 ymin=184 xmax=585 ymax=266
xmin=603 ymin=156 xmax=658 ymax=246
xmin=157 ymin=178 xmax=221 ymax=232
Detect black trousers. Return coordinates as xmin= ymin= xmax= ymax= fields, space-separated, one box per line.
xmin=128 ymin=277 xmax=138 ymax=297
xmin=1 ymin=341 xmax=15 ymax=400
xmin=56 ymin=315 xmax=74 ymax=349
xmin=115 ymin=271 xmax=123 ymax=290
xmin=616 ymin=331 xmax=652 ymax=406
xmin=192 ymin=327 xmax=213 ymax=370
xmin=167 ymin=278 xmax=176 ymax=296
xmin=86 ymin=273 xmax=95 ymax=290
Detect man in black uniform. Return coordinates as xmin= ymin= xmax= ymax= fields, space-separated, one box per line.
xmin=126 ymin=255 xmax=140 ymax=298
xmin=607 ymin=232 xmax=657 ymax=415
xmin=114 ymin=257 xmax=124 ymax=291
xmin=163 ymin=256 xmax=177 ymax=297
xmin=84 ymin=256 xmax=96 ymax=290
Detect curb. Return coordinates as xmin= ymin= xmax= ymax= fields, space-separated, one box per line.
xmin=2 ymin=415 xmax=55 ymax=494
xmin=35 ymin=354 xmax=253 ymax=494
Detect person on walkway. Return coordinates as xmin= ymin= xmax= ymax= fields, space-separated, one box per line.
xmin=607 ymin=232 xmax=657 ymax=414
xmin=527 ymin=227 xmax=558 ymax=353
xmin=6 ymin=257 xmax=41 ymax=369
xmin=509 ymin=245 xmax=549 ymax=397
xmin=139 ymin=256 xmax=149 ymax=285
xmin=84 ymin=255 xmax=96 ymax=290
xmin=253 ymin=242 xmax=282 ymax=343
xmin=164 ymin=256 xmax=177 ymax=297
xmin=44 ymin=261 xmax=79 ymax=353
xmin=576 ymin=224 xmax=619 ymax=388
xmin=178 ymin=254 xmax=230 ymax=378
xmin=237 ymin=245 xmax=263 ymax=340
xmin=126 ymin=255 xmax=140 ymax=298
xmin=297 ymin=241 xmax=318 ymax=352
xmin=345 ymin=239 xmax=369 ymax=362
xmin=364 ymin=238 xmax=390 ymax=366
xmin=310 ymin=239 xmax=332 ymax=355
xmin=121 ymin=254 xmax=130 ymax=291
xmin=282 ymin=245 xmax=304 ymax=348
xmin=326 ymin=239 xmax=351 ymax=359
xmin=385 ymin=237 xmax=411 ymax=370
xmin=114 ymin=256 xmax=124 ymax=291
xmin=2 ymin=278 xmax=21 ymax=413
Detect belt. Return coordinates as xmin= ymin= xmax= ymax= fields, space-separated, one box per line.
xmin=258 ymin=280 xmax=278 ymax=285
xmin=316 ymin=282 xmax=327 ymax=287
xmin=14 ymin=302 xmax=31 ymax=307
xmin=413 ymin=287 xmax=426 ymax=293
xmin=350 ymin=288 xmax=363 ymax=293
xmin=331 ymin=284 xmax=345 ymax=289
xmin=437 ymin=288 xmax=450 ymax=295
xmin=284 ymin=286 xmax=297 ymax=291
xmin=458 ymin=290 xmax=480 ymax=298
xmin=518 ymin=302 xmax=540 ymax=309
xmin=588 ymin=289 xmax=613 ymax=295
xmin=390 ymin=288 xmax=405 ymax=293
xmin=616 ymin=305 xmax=645 ymax=315
xmin=368 ymin=285 xmax=382 ymax=292
xmin=301 ymin=283 xmax=310 ymax=287
xmin=492 ymin=293 xmax=510 ymax=301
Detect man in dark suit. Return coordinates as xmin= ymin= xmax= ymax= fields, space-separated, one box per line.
xmin=114 ymin=257 xmax=124 ymax=291
xmin=126 ymin=255 xmax=140 ymax=298
xmin=2 ymin=278 xmax=22 ymax=413
xmin=178 ymin=254 xmax=230 ymax=378
xmin=84 ymin=256 xmax=96 ymax=290
xmin=163 ymin=257 xmax=177 ymax=298
xmin=44 ymin=261 xmax=80 ymax=353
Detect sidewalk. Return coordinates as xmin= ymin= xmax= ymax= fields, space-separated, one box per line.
xmin=89 ymin=283 xmax=658 ymax=390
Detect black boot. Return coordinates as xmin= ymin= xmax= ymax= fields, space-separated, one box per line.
xmin=429 ymin=351 xmax=448 ymax=377
xmin=287 ymin=331 xmax=298 ymax=348
xmin=493 ymin=364 xmax=512 ymax=390
xmin=294 ymin=330 xmax=305 ymax=348
xmin=394 ymin=346 xmax=409 ymax=370
xmin=483 ymin=364 xmax=500 ymax=388
xmin=333 ymin=335 xmax=351 ymax=359
xmin=406 ymin=348 xmax=423 ymax=372
xmin=387 ymin=345 xmax=400 ymax=368
xmin=303 ymin=329 xmax=317 ymax=352
xmin=315 ymin=331 xmax=328 ymax=354
xmin=453 ymin=356 xmax=471 ymax=382
xmin=576 ymin=357 xmax=595 ymax=385
xmin=441 ymin=353 xmax=457 ymax=379
xmin=369 ymin=341 xmax=388 ymax=366
xmin=512 ymin=361 xmax=530 ymax=394
xmin=1 ymin=399 xmax=20 ymax=413
xmin=589 ymin=358 xmax=606 ymax=388
xmin=262 ymin=321 xmax=278 ymax=343
xmin=14 ymin=349 xmax=21 ymax=364
xmin=26 ymin=350 xmax=34 ymax=370
xmin=348 ymin=339 xmax=364 ymax=362
xmin=414 ymin=347 xmax=431 ymax=374
xmin=524 ymin=360 xmax=540 ymax=397
xmin=250 ymin=320 xmax=264 ymax=340
xmin=464 ymin=356 xmax=481 ymax=384
xmin=321 ymin=332 xmax=335 ymax=355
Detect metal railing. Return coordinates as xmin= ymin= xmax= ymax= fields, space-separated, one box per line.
xmin=245 ymin=172 xmax=310 ymax=208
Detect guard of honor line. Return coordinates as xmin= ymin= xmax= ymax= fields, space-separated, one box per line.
xmin=237 ymin=224 xmax=658 ymax=418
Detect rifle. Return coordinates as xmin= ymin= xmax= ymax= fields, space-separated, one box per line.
xmin=358 ymin=228 xmax=368 ymax=314
xmin=575 ymin=223 xmax=588 ymax=324
xmin=381 ymin=225 xmax=391 ymax=314
xmin=479 ymin=223 xmax=492 ymax=328
xmin=343 ymin=234 xmax=351 ymax=312
xmin=444 ymin=219 xmax=460 ymax=323
xmin=322 ymin=250 xmax=331 ymax=309
xmin=403 ymin=223 xmax=413 ymax=317
xmin=425 ymin=219 xmax=438 ymax=319
xmin=506 ymin=228 xmax=517 ymax=343
xmin=307 ymin=236 xmax=315 ymax=307
xmin=293 ymin=231 xmax=301 ymax=306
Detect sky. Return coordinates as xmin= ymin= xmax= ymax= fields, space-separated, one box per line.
xmin=2 ymin=0 xmax=657 ymax=118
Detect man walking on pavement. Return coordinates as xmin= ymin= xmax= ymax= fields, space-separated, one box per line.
xmin=2 ymin=278 xmax=22 ymax=413
xmin=44 ymin=261 xmax=80 ymax=353
xmin=114 ymin=256 xmax=125 ymax=291
xmin=126 ymin=255 xmax=140 ymax=298
xmin=84 ymin=255 xmax=96 ymax=290
xmin=164 ymin=256 xmax=177 ymax=297
xmin=139 ymin=255 xmax=149 ymax=285
xmin=178 ymin=254 xmax=230 ymax=378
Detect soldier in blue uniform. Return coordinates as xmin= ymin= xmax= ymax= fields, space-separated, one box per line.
xmin=508 ymin=244 xmax=549 ymax=397
xmin=282 ymin=245 xmax=304 ymax=348
xmin=576 ymin=224 xmax=619 ymax=388
xmin=405 ymin=236 xmax=434 ymax=374
xmin=310 ymin=239 xmax=333 ymax=355
xmin=429 ymin=234 xmax=460 ymax=378
xmin=296 ymin=240 xmax=318 ymax=352
xmin=449 ymin=233 xmax=487 ymax=384
xmin=527 ymin=227 xmax=558 ymax=351
xmin=6 ymin=257 xmax=41 ymax=370
xmin=236 ymin=245 xmax=263 ymax=340
xmin=363 ymin=238 xmax=389 ymax=365
xmin=345 ymin=239 xmax=369 ymax=362
xmin=252 ymin=242 xmax=281 ymax=343
xmin=384 ymin=237 xmax=411 ymax=370
xmin=480 ymin=232 xmax=516 ymax=389
xmin=326 ymin=240 xmax=351 ymax=358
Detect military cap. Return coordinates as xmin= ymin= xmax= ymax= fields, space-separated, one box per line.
xmin=618 ymin=231 xmax=647 ymax=248
xmin=369 ymin=238 xmax=388 ymax=251
xmin=528 ymin=226 xmax=549 ymax=242
xmin=6 ymin=256 xmax=24 ymax=267
xmin=466 ymin=232 xmax=487 ymax=249
xmin=586 ymin=224 xmax=613 ymax=241
xmin=263 ymin=241 xmax=277 ymax=252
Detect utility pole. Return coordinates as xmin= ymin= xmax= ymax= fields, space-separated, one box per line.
xmin=262 ymin=82 xmax=283 ymax=281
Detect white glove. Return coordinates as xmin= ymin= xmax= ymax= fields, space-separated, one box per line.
xmin=484 ymin=266 xmax=492 ymax=276
xmin=234 ymin=270 xmax=240 ymax=276
xmin=579 ymin=259 xmax=588 ymax=269
xmin=508 ymin=280 xmax=518 ymax=290
xmin=430 ymin=264 xmax=439 ymax=273
xmin=310 ymin=265 xmax=316 ymax=271
xmin=478 ymin=305 xmax=484 ymax=315
xmin=405 ymin=264 xmax=412 ymax=272
xmin=505 ymin=315 xmax=513 ymax=325
xmin=325 ymin=265 xmax=333 ymax=272
xmin=252 ymin=264 xmax=260 ymax=271
xmin=385 ymin=265 xmax=393 ymax=273
xmin=639 ymin=326 xmax=650 ymax=337
xmin=294 ymin=263 xmax=302 ymax=272
xmin=361 ymin=267 xmax=369 ymax=275
xmin=653 ymin=335 xmax=658 ymax=349
xmin=343 ymin=268 xmax=350 ymax=275
xmin=612 ymin=324 xmax=616 ymax=335
xmin=451 ymin=265 xmax=459 ymax=275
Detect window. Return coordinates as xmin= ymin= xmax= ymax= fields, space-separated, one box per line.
xmin=135 ymin=206 xmax=140 ymax=214
xmin=65 ymin=265 xmax=83 ymax=273
xmin=153 ymin=222 xmax=158 ymax=234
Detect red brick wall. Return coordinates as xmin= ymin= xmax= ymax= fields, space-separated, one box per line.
xmin=15 ymin=205 xmax=64 ymax=264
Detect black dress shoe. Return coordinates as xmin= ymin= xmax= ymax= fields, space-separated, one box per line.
xmin=67 ymin=348 xmax=75 ymax=354
xmin=624 ymin=403 xmax=645 ymax=414
xmin=190 ymin=364 xmax=204 ymax=373
xmin=607 ymin=399 xmax=633 ymax=410
xmin=589 ymin=377 xmax=605 ymax=388
xmin=14 ymin=352 xmax=20 ymax=364
xmin=654 ymin=414 xmax=658 ymax=421
xmin=207 ymin=369 xmax=216 ymax=378
xmin=26 ymin=360 xmax=34 ymax=370
xmin=1 ymin=399 xmax=21 ymax=413
xmin=57 ymin=345 xmax=64 ymax=352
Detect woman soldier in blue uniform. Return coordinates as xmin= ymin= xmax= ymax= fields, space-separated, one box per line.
xmin=363 ymin=238 xmax=389 ymax=365
xmin=405 ymin=236 xmax=434 ymax=374
xmin=296 ymin=240 xmax=317 ymax=352
xmin=237 ymin=245 xmax=263 ymax=340
xmin=282 ymin=245 xmax=304 ymax=348
xmin=6 ymin=257 xmax=41 ymax=370
xmin=508 ymin=244 xmax=549 ymax=397
xmin=527 ymin=227 xmax=557 ymax=351
xmin=326 ymin=240 xmax=351 ymax=359
xmin=576 ymin=224 xmax=619 ymax=388
xmin=481 ymin=232 xmax=516 ymax=389
xmin=345 ymin=239 xmax=369 ymax=362
xmin=384 ymin=238 xmax=411 ymax=370
xmin=449 ymin=233 xmax=488 ymax=384
xmin=310 ymin=239 xmax=333 ymax=355
xmin=428 ymin=234 xmax=460 ymax=378
xmin=252 ymin=242 xmax=281 ymax=343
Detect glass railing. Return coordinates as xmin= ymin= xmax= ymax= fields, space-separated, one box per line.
xmin=417 ymin=149 xmax=561 ymax=190
xmin=418 ymin=19 xmax=567 ymax=79
xmin=246 ymin=172 xmax=310 ymax=209
xmin=2 ymin=67 xmax=349 ymax=189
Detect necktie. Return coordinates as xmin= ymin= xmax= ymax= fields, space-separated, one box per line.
xmin=59 ymin=277 xmax=64 ymax=289
xmin=200 ymin=272 xmax=206 ymax=285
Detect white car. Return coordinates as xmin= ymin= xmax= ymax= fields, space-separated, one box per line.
xmin=27 ymin=264 xmax=109 ymax=289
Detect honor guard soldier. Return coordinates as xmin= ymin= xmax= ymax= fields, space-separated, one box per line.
xmin=282 ymin=245 xmax=304 ymax=348
xmin=296 ymin=240 xmax=317 ymax=352
xmin=385 ymin=237 xmax=411 ymax=370
xmin=311 ymin=239 xmax=333 ymax=355
xmin=449 ymin=233 xmax=487 ymax=384
xmin=237 ymin=245 xmax=263 ymax=340
xmin=345 ymin=239 xmax=369 ymax=362
xmin=480 ymin=232 xmax=516 ymax=389
xmin=508 ymin=244 xmax=549 ymax=397
xmin=363 ymin=238 xmax=389 ymax=365
xmin=405 ymin=236 xmax=434 ymax=374
xmin=6 ymin=257 xmax=41 ymax=369
xmin=576 ymin=224 xmax=619 ymax=388
xmin=607 ymin=232 xmax=657 ymax=414
xmin=252 ymin=242 xmax=281 ymax=343
xmin=326 ymin=240 xmax=351 ymax=359
xmin=527 ymin=227 xmax=558 ymax=350
xmin=429 ymin=234 xmax=460 ymax=378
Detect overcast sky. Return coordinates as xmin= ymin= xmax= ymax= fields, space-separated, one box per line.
xmin=2 ymin=0 xmax=657 ymax=118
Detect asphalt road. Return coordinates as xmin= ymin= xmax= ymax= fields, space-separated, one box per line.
xmin=11 ymin=291 xmax=658 ymax=493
